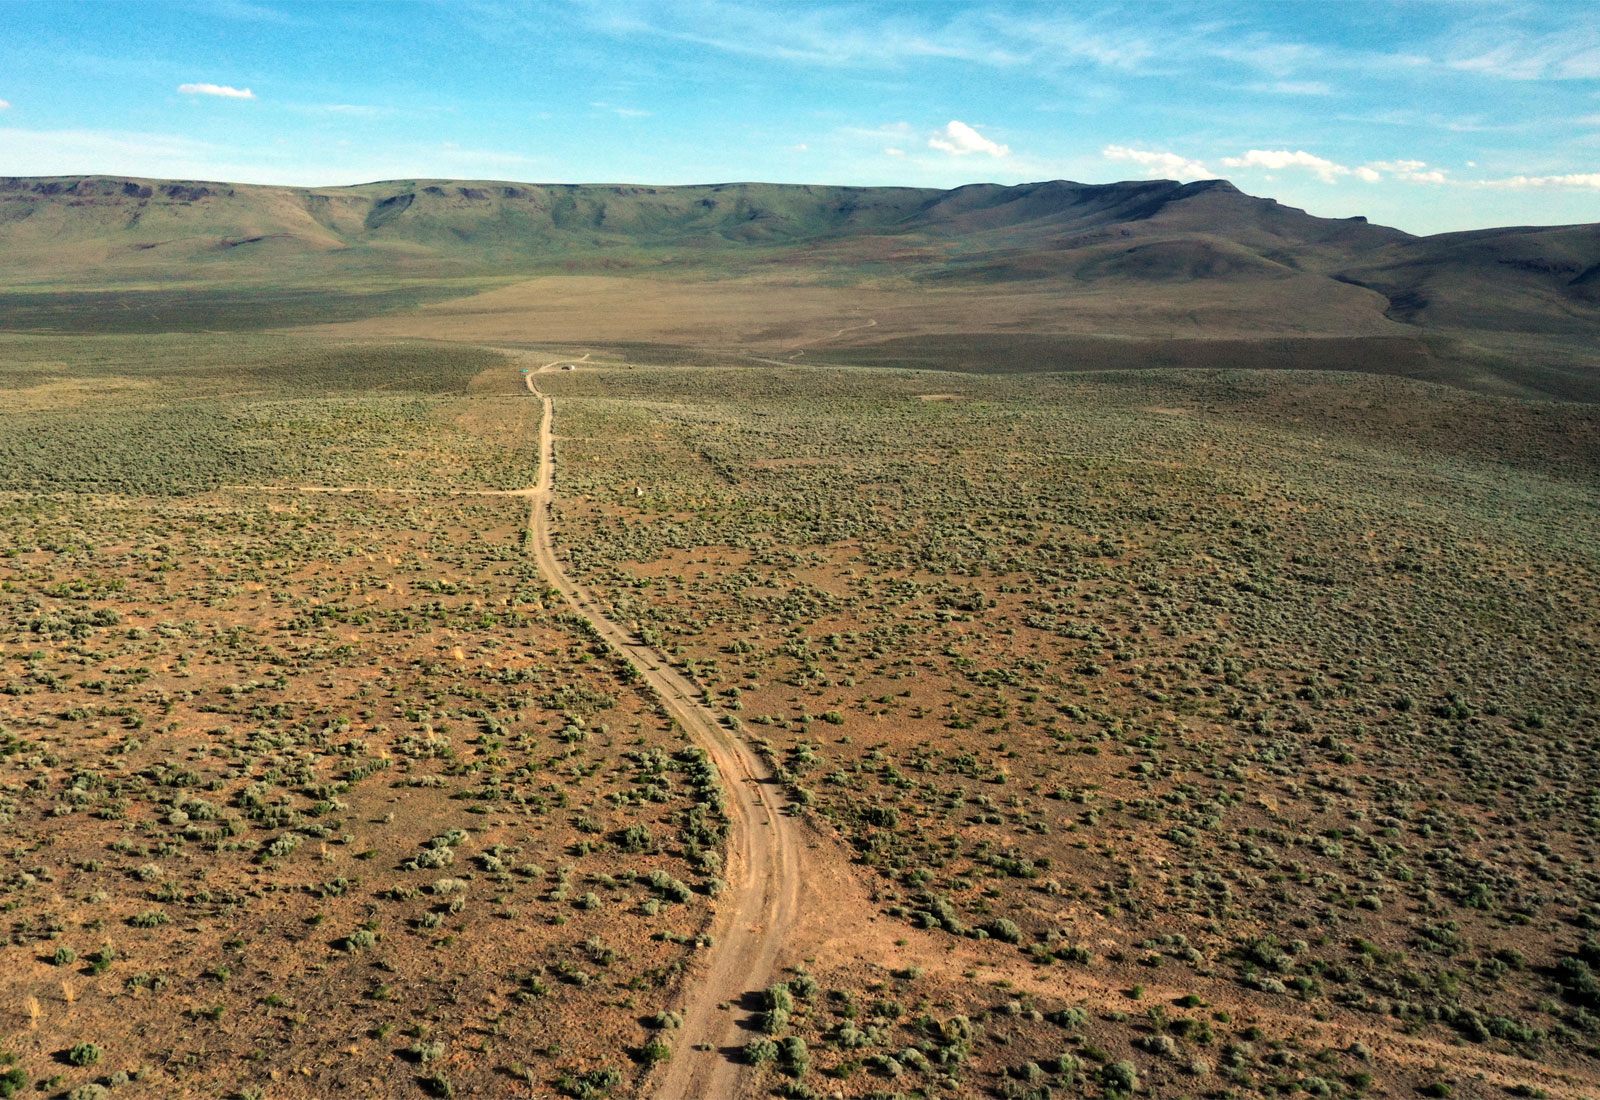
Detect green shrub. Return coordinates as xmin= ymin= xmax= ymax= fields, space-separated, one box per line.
xmin=1100 ymin=1061 xmax=1137 ymax=1091
xmin=557 ymin=1066 xmax=622 ymax=1099
xmin=744 ymin=1039 xmax=779 ymax=1065
xmin=989 ymin=918 xmax=1022 ymax=944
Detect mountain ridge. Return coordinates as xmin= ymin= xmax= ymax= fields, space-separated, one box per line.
xmin=0 ymin=173 xmax=1413 ymax=271
xmin=2 ymin=173 xmax=1596 ymax=400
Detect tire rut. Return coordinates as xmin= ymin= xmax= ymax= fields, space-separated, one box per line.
xmin=525 ymin=374 xmax=807 ymax=1100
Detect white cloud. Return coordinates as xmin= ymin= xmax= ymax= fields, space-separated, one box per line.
xmin=0 ymin=100 xmax=9 ymax=111
xmin=1478 ymin=172 xmax=1600 ymax=190
xmin=590 ymin=101 xmax=651 ymax=117
xmin=927 ymin=120 xmax=1008 ymax=157
xmin=178 ymin=83 xmax=255 ymax=99
xmin=863 ymin=121 xmax=914 ymax=137
xmin=838 ymin=121 xmax=914 ymax=158
xmin=1219 ymin=150 xmax=1453 ymax=186
xmin=1366 ymin=159 xmax=1450 ymax=184
xmin=1222 ymin=148 xmax=1351 ymax=183
xmin=1247 ymin=80 xmax=1331 ymax=96
xmin=318 ymin=104 xmax=389 ymax=117
xmin=1102 ymin=144 xmax=1214 ymax=180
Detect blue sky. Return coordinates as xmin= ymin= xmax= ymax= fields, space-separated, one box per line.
xmin=0 ymin=0 xmax=1596 ymax=234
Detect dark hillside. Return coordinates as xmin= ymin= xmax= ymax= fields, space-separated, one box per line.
xmin=1 ymin=173 xmax=1596 ymax=397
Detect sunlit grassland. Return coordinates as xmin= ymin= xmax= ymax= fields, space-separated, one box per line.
xmin=0 ymin=334 xmax=538 ymax=494
xmin=1 ymin=330 xmax=1597 ymax=1098
xmin=539 ymin=360 xmax=1600 ymax=1097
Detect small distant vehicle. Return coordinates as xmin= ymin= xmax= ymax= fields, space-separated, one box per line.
xmin=520 ymin=368 xmax=530 ymax=373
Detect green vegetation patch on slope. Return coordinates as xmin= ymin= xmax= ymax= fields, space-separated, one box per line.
xmin=0 ymin=336 xmax=519 ymax=494
xmin=0 ymin=283 xmax=495 ymax=334
xmin=0 ymin=333 xmax=501 ymax=394
xmin=823 ymin=332 xmax=1600 ymax=403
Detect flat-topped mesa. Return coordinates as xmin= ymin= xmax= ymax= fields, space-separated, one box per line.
xmin=0 ymin=174 xmax=1595 ymax=342
xmin=0 ymin=176 xmax=235 ymax=201
xmin=0 ymin=174 xmax=1397 ymax=254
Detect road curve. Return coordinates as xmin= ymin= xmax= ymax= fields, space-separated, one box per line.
xmin=206 ymin=362 xmax=1600 ymax=1100
xmin=205 ymin=361 xmax=1600 ymax=1100
xmin=525 ymin=375 xmax=805 ymax=1100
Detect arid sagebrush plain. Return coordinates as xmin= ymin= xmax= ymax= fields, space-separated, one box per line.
xmin=1 ymin=176 xmax=1598 ymax=1100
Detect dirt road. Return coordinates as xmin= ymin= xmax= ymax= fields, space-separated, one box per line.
xmin=516 ymin=366 xmax=1599 ymax=1100
xmin=524 ymin=377 xmax=807 ymax=1100
xmin=228 ymin=366 xmax=809 ymax=1099
xmin=211 ymin=358 xmax=1600 ymax=1100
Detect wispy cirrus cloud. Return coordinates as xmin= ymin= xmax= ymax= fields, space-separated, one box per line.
xmin=1248 ymin=80 xmax=1331 ymax=96
xmin=178 ymin=82 xmax=255 ymax=99
xmin=0 ymin=126 xmax=224 ymax=177
xmin=928 ymin=120 xmax=1007 ymax=157
xmin=1213 ymin=37 xmax=1322 ymax=78
xmin=434 ymin=141 xmax=537 ymax=167
xmin=206 ymin=0 xmax=295 ymax=24
xmin=591 ymin=101 xmax=652 ymax=117
xmin=587 ymin=1 xmax=1024 ymax=68
xmin=980 ymin=10 xmax=1163 ymax=71
xmin=580 ymin=0 xmax=1321 ymax=80
xmin=1440 ymin=23 xmax=1600 ymax=81
xmin=837 ymin=120 xmax=915 ymax=158
xmin=316 ymin=104 xmax=389 ymax=117
xmin=577 ymin=0 xmax=1600 ymax=121
xmin=0 ymin=126 xmax=547 ymax=185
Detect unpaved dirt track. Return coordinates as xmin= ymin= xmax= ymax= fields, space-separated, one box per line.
xmin=814 ymin=315 xmax=877 ymax=345
xmin=230 ymin=364 xmax=811 ymax=1097
xmin=518 ymin=365 xmax=1600 ymax=1100
xmin=525 ymin=375 xmax=807 ymax=1100
xmin=209 ymin=357 xmax=1600 ymax=1100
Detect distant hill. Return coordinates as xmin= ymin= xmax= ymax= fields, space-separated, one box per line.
xmin=2 ymin=174 xmax=1597 ymax=398
xmin=0 ymin=174 xmax=1409 ymax=278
